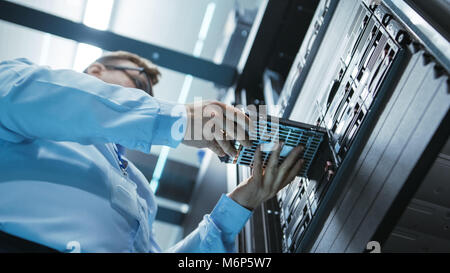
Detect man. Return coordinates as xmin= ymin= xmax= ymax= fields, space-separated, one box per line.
xmin=0 ymin=51 xmax=304 ymax=252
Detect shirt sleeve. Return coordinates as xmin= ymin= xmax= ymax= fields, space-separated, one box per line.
xmin=0 ymin=58 xmax=186 ymax=153
xmin=166 ymin=194 xmax=253 ymax=253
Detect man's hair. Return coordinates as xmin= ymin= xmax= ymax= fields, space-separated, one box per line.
xmin=93 ymin=51 xmax=161 ymax=91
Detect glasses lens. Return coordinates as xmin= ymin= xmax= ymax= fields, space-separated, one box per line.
xmin=133 ymin=78 xmax=144 ymax=90
xmin=105 ymin=65 xmax=152 ymax=95
xmin=143 ymin=73 xmax=153 ymax=96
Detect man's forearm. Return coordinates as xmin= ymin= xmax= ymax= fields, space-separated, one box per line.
xmin=0 ymin=59 xmax=185 ymax=152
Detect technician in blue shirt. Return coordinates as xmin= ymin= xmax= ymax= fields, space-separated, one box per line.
xmin=0 ymin=51 xmax=305 ymax=253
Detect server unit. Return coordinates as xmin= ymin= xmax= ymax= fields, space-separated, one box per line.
xmin=232 ymin=0 xmax=450 ymax=253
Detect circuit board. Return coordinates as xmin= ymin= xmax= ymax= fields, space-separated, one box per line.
xmin=219 ymin=116 xmax=326 ymax=178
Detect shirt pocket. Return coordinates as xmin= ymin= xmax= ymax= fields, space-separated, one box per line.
xmin=108 ymin=166 xmax=141 ymax=228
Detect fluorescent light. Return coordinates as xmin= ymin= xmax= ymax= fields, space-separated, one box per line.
xmin=177 ymin=75 xmax=194 ymax=104
xmin=198 ymin=2 xmax=216 ymax=41
xmin=38 ymin=34 xmax=51 ymax=65
xmin=149 ymin=73 xmax=194 ymax=193
xmin=83 ymin=0 xmax=115 ymax=30
xmin=150 ymin=2 xmax=216 ymax=193
xmin=149 ymin=146 xmax=171 ymax=192
xmin=72 ymin=43 xmax=103 ymax=72
xmin=155 ymin=196 xmax=190 ymax=214
xmin=73 ymin=0 xmax=115 ymax=71
xmin=192 ymin=40 xmax=204 ymax=57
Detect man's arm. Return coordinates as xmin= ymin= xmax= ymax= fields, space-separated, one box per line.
xmin=166 ymin=194 xmax=252 ymax=253
xmin=166 ymin=143 xmax=304 ymax=253
xmin=0 ymin=59 xmax=186 ymax=152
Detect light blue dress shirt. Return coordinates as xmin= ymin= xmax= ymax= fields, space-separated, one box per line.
xmin=0 ymin=58 xmax=252 ymax=253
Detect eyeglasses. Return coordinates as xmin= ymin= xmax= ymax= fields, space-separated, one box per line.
xmin=104 ymin=65 xmax=153 ymax=96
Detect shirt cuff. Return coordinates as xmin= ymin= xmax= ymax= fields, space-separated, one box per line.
xmin=210 ymin=194 xmax=253 ymax=236
xmin=152 ymin=99 xmax=187 ymax=148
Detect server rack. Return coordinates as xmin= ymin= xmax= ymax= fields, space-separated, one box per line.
xmin=233 ymin=0 xmax=450 ymax=253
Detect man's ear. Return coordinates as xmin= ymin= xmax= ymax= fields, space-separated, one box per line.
xmin=85 ymin=62 xmax=106 ymax=77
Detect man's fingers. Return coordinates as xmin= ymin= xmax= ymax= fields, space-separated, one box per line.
xmin=212 ymin=102 xmax=251 ymax=148
xmin=208 ymin=140 xmax=227 ymax=157
xmin=263 ymin=142 xmax=282 ymax=186
xmin=208 ymin=117 xmax=237 ymax=157
xmin=278 ymin=159 xmax=304 ymax=191
xmin=227 ymin=104 xmax=250 ymax=134
xmin=279 ymin=145 xmax=304 ymax=176
xmin=214 ymin=129 xmax=237 ymax=157
xmin=267 ymin=142 xmax=283 ymax=170
xmin=222 ymin=104 xmax=252 ymax=147
xmin=232 ymin=121 xmax=252 ymax=148
xmin=252 ymin=146 xmax=263 ymax=181
xmin=213 ymin=114 xmax=251 ymax=150
xmin=272 ymin=145 xmax=304 ymax=190
xmin=216 ymin=139 xmax=237 ymax=157
xmin=222 ymin=118 xmax=252 ymax=148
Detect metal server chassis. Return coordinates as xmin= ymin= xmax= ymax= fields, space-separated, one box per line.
xmin=234 ymin=0 xmax=450 ymax=253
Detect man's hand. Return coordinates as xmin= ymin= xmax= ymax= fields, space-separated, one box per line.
xmin=182 ymin=101 xmax=253 ymax=157
xmin=227 ymin=143 xmax=305 ymax=210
